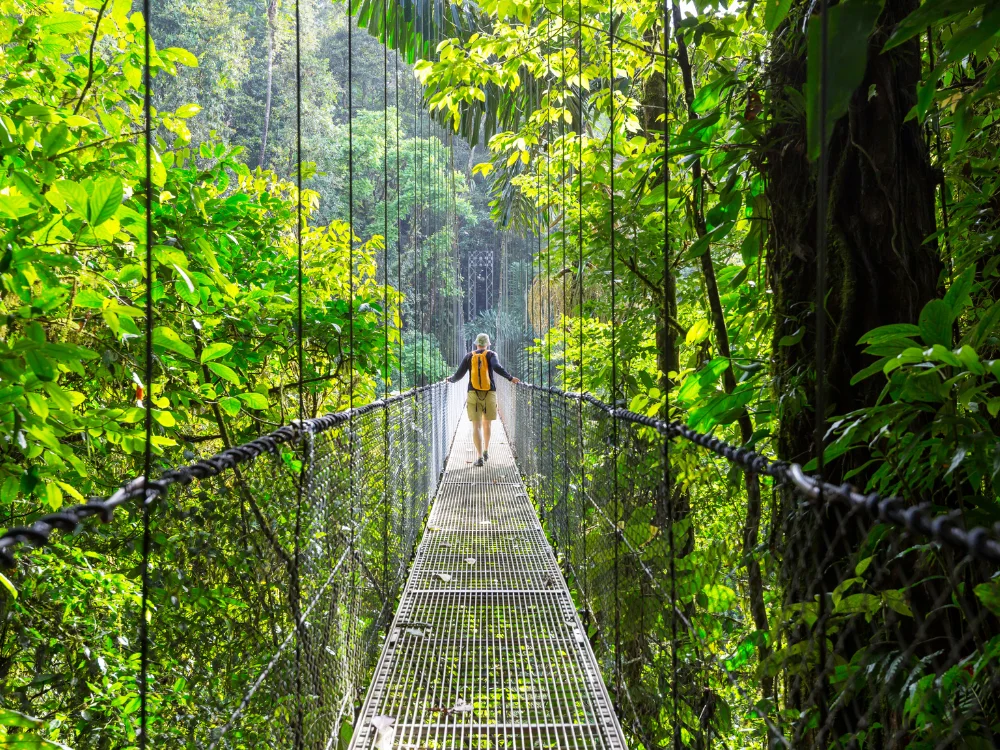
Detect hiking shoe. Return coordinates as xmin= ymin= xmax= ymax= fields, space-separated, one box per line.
xmin=474 ymin=457 xmax=484 ymax=467
xmin=483 ymin=450 xmax=489 ymax=462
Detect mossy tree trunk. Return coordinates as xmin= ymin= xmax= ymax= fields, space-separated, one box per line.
xmin=765 ymin=0 xmax=940 ymax=468
xmin=763 ymin=0 xmax=941 ymax=740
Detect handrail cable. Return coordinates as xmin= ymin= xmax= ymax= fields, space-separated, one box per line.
xmin=139 ymin=0 xmax=154 ymax=736
xmin=660 ymin=3 xmax=679 ymax=747
xmin=514 ymin=382 xmax=1000 ymax=563
xmin=607 ymin=0 xmax=622 ymax=701
xmin=0 ymin=384 xmax=447 ymax=567
xmin=293 ymin=0 xmax=306 ymax=741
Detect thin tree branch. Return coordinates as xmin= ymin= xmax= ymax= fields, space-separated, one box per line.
xmin=74 ymin=0 xmax=111 ymax=115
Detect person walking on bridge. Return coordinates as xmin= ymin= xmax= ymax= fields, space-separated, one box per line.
xmin=446 ymin=333 xmax=520 ymax=467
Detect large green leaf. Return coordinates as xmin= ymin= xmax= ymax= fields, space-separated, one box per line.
xmin=918 ymin=299 xmax=953 ymax=348
xmin=237 ymin=392 xmax=268 ymax=410
xmin=943 ymin=265 xmax=976 ymax=314
xmin=0 ymin=735 xmax=73 ymax=749
xmin=763 ymin=0 xmax=793 ymax=32
xmin=806 ymin=0 xmax=884 ymax=162
xmin=152 ymin=326 xmax=196 ymax=360
xmin=55 ymin=180 xmax=88 ymax=217
xmin=38 ymin=11 xmax=86 ymax=34
xmin=25 ymin=350 xmax=56 ymax=382
xmin=201 ymin=342 xmax=233 ymax=363
xmin=88 ymin=178 xmax=123 ymax=226
xmin=970 ymin=299 xmax=1000 ymax=348
xmin=939 ymin=4 xmax=1000 ymax=66
xmin=0 ymin=709 xmax=43 ymax=729
xmin=883 ymin=0 xmax=985 ymax=51
xmin=207 ymin=362 xmax=241 ymax=385
xmin=692 ymin=74 xmax=735 ymax=115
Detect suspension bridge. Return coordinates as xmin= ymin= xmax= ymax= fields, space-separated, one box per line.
xmin=3 ymin=0 xmax=1000 ymax=744
xmin=2 ymin=376 xmax=998 ymax=748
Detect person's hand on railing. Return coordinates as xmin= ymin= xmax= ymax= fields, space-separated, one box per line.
xmin=512 ymin=378 xmax=521 ymax=384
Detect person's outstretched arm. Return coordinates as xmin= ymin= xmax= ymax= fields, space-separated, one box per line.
xmin=489 ymin=353 xmax=521 ymax=384
xmin=447 ymin=353 xmax=471 ymax=383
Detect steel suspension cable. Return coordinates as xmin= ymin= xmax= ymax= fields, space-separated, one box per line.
xmin=420 ymin=114 xmax=424 ymax=379
xmin=576 ymin=0 xmax=587 ymax=608
xmin=560 ymin=0 xmax=570 ymax=558
xmin=608 ymin=0 xmax=622 ymax=699
xmin=814 ymin=0 xmax=831 ymax=733
xmin=926 ymin=30 xmax=952 ymax=273
xmin=419 ymin=109 xmax=424 ymax=382
xmin=431 ymin=125 xmax=434 ymax=368
xmin=534 ymin=75 xmax=544 ymax=522
xmin=415 ymin=91 xmax=421 ymax=385
xmin=346 ymin=0 xmax=359 ymax=706
xmin=293 ymin=0 xmax=305 ymax=739
xmin=427 ymin=114 xmax=432 ymax=377
xmin=139 ymin=0 xmax=153 ymax=739
xmin=434 ymin=126 xmax=440 ymax=373
xmin=429 ymin=123 xmax=433 ymax=370
xmin=545 ymin=13 xmax=554 ymax=522
xmin=661 ymin=4 xmax=678 ymax=746
xmin=383 ymin=2 xmax=389 ymax=398
xmin=396 ymin=30 xmax=402 ymax=384
xmin=411 ymin=73 xmax=418 ymax=387
xmin=435 ymin=125 xmax=440 ymax=365
xmin=381 ymin=0 xmax=390 ymax=609
xmin=453 ymin=132 xmax=458 ymax=364
xmin=348 ymin=0 xmax=355 ymax=419
xmin=448 ymin=129 xmax=454 ymax=363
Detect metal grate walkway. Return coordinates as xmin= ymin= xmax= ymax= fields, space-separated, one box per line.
xmin=350 ymin=419 xmax=628 ymax=749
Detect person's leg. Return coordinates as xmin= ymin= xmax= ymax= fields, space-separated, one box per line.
xmin=471 ymin=414 xmax=483 ymax=458
xmin=482 ymin=391 xmax=497 ymax=459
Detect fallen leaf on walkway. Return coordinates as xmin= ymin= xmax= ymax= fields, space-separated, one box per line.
xmin=434 ymin=573 xmax=453 ymax=582
xmin=465 ymin=557 xmax=476 ymax=565
xmin=479 ymin=520 xmax=491 ymax=525
xmin=452 ymin=698 xmax=474 ymax=713
xmin=405 ymin=628 xmax=429 ymax=637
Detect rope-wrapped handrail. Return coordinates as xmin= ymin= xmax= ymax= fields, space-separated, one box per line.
xmin=516 ymin=382 xmax=1000 ymax=564
xmin=0 ymin=382 xmax=445 ymax=568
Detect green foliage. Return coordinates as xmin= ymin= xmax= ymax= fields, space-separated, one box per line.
xmin=400 ymin=330 xmax=450 ymax=386
xmin=821 ymin=274 xmax=1000 ymax=510
xmin=0 ymin=0 xmax=426 ymax=743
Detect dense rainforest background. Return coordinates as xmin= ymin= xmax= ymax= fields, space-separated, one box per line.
xmin=1 ymin=0 xmax=999 ymax=745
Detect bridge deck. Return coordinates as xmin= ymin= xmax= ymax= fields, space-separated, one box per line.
xmin=350 ymin=419 xmax=627 ymax=749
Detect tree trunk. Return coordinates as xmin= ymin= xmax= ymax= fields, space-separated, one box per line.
xmin=259 ymin=0 xmax=278 ymax=169
xmin=763 ymin=0 xmax=941 ymax=740
xmin=765 ymin=0 xmax=940 ymax=468
xmin=639 ymin=46 xmax=682 ymax=390
xmin=670 ymin=3 xmax=773 ymax=709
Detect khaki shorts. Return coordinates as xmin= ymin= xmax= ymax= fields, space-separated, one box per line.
xmin=466 ymin=389 xmax=497 ymax=421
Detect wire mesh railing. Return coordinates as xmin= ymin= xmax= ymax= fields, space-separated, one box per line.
xmin=499 ymin=379 xmax=1000 ymax=749
xmin=0 ymin=381 xmax=464 ymax=748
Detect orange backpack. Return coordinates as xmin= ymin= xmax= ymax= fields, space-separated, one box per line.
xmin=470 ymin=351 xmax=492 ymax=391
